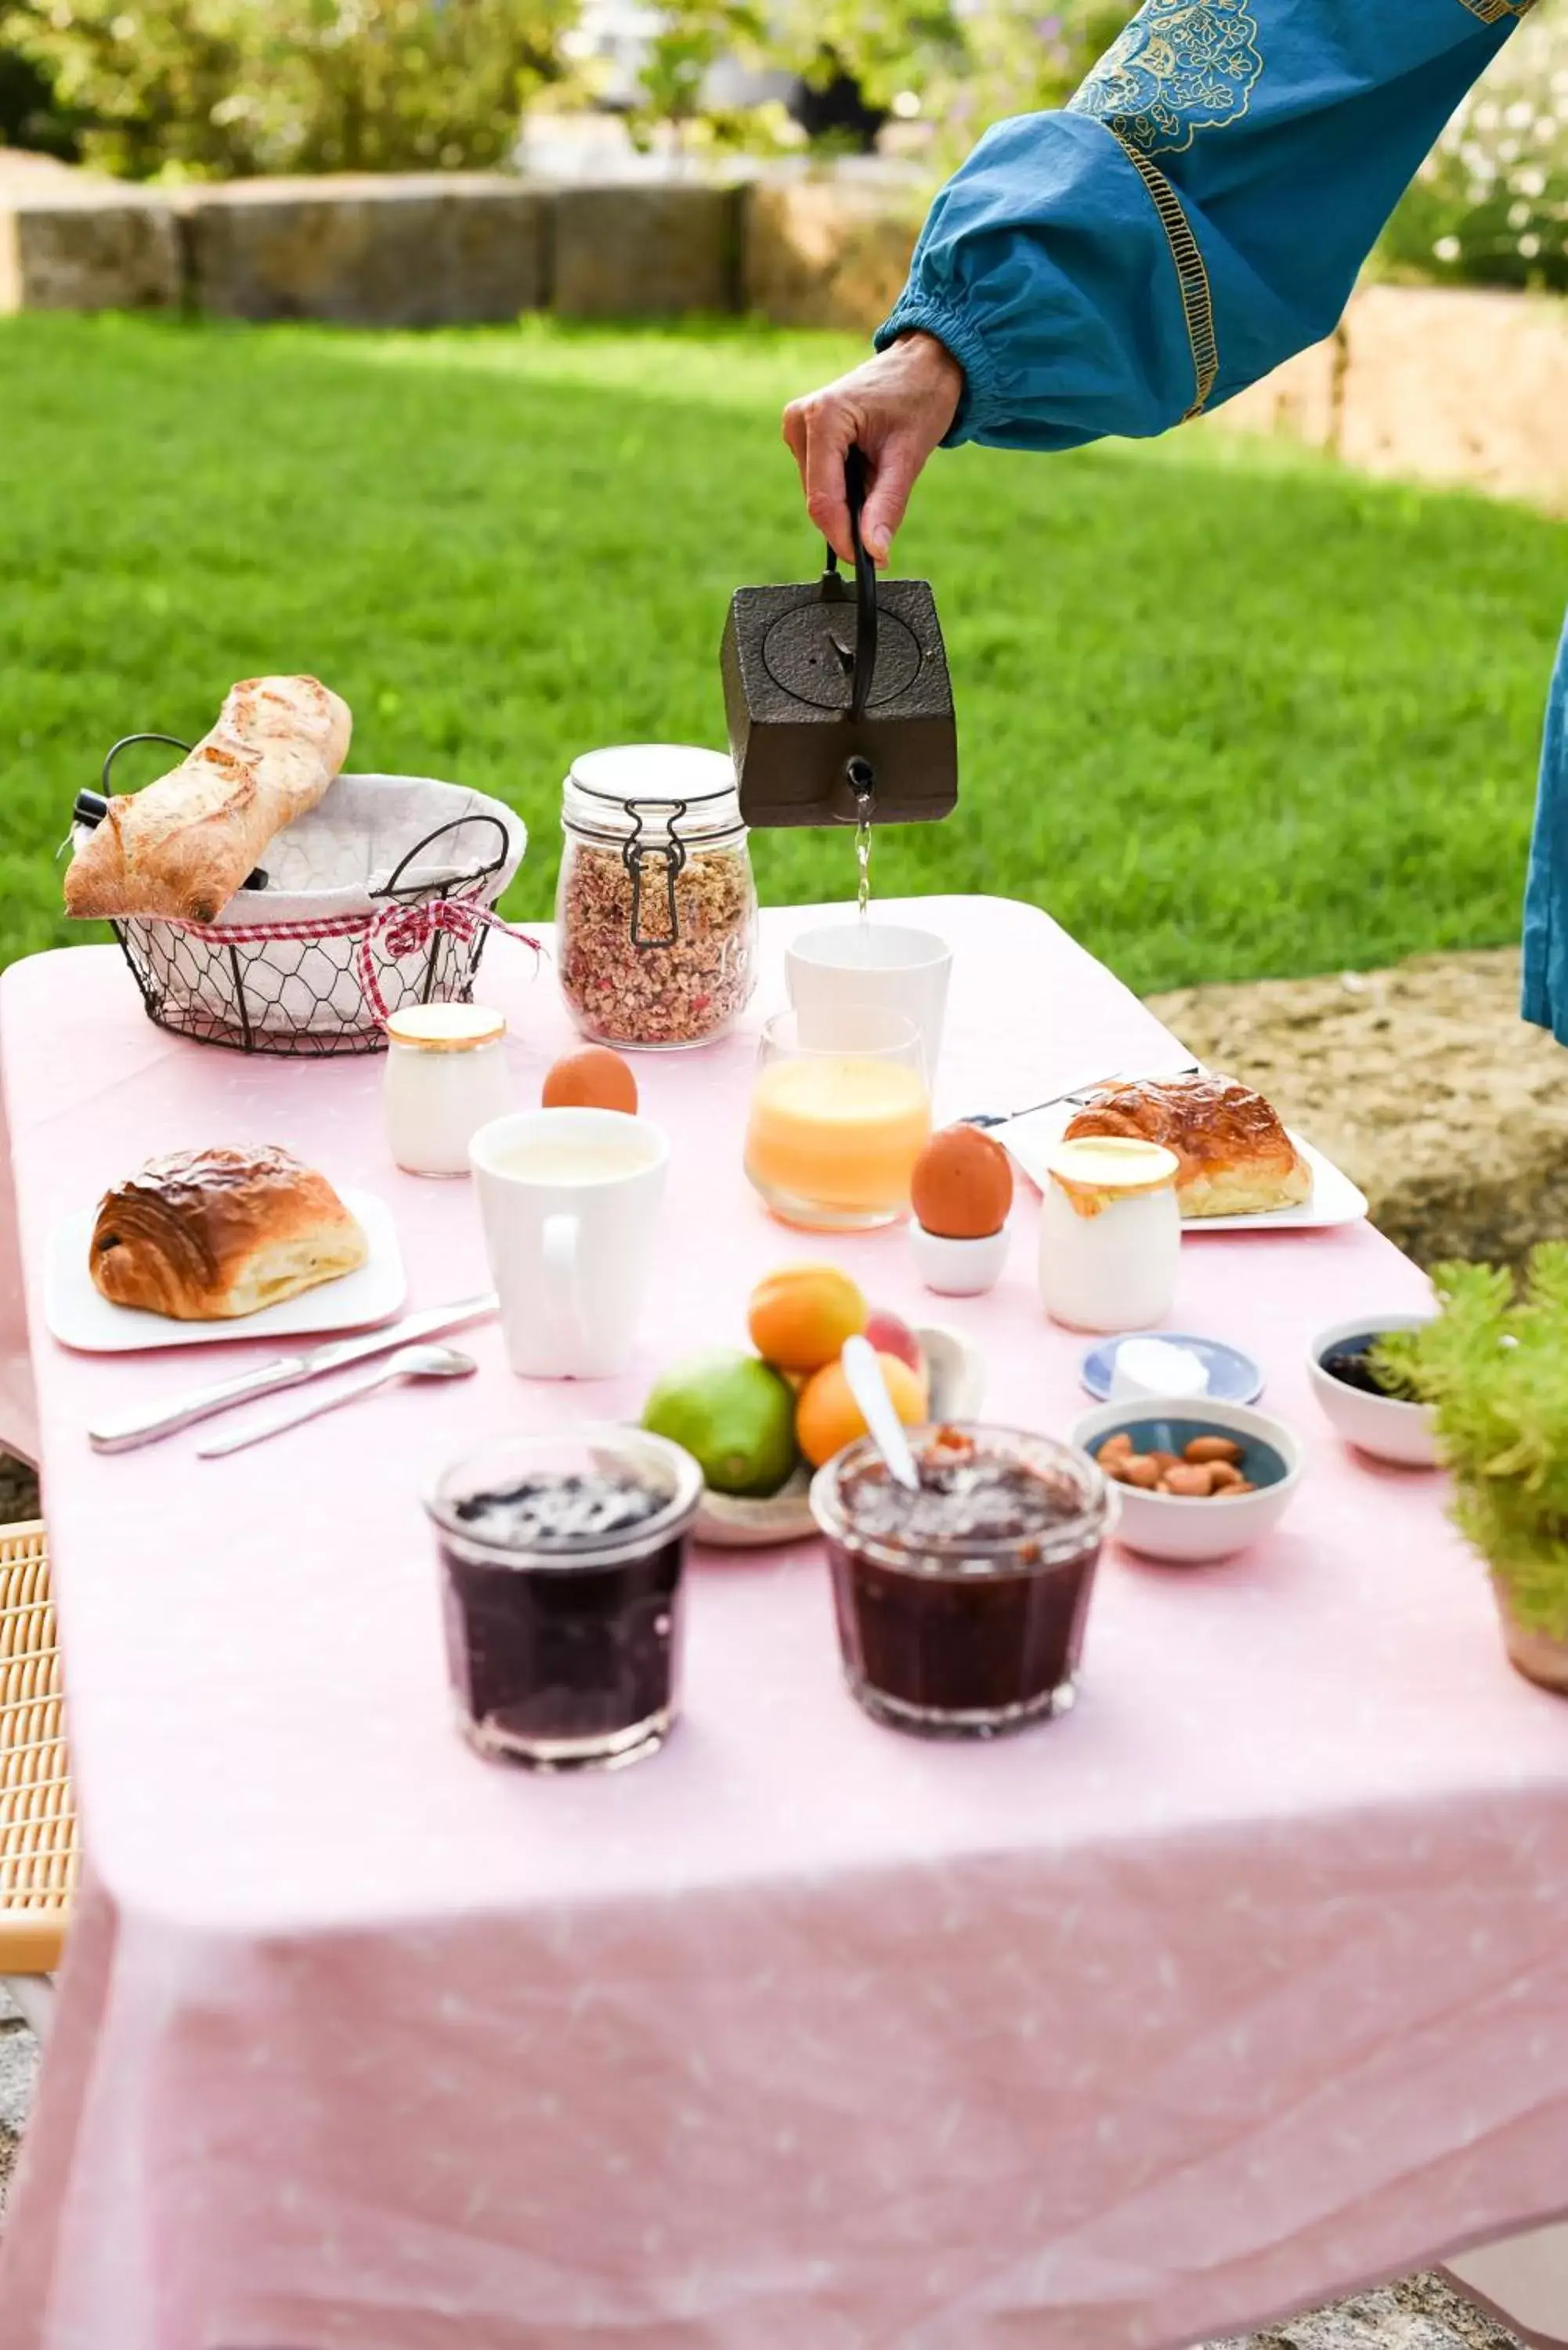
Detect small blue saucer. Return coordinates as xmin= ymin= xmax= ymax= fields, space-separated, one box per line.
xmin=1079 ymin=1332 xmax=1263 ymax=1406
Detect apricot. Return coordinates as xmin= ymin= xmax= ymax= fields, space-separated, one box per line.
xmin=747 ymin=1264 xmax=867 ymax=1375
xmin=796 ymin=1352 xmax=928 ymax=1470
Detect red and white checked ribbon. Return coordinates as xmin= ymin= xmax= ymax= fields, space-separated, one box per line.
xmin=164 ymin=895 xmax=540 ymax=1025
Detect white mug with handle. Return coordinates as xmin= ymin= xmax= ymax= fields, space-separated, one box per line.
xmin=469 ymin=1107 xmax=668 ymax=1379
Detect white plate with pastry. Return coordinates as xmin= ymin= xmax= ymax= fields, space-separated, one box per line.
xmin=46 ymin=1146 xmax=406 ymax=1352
xmin=999 ymin=1072 xmax=1367 ymax=1234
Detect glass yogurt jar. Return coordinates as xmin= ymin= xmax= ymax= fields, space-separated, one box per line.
xmin=810 ymin=1424 xmax=1112 ymax=1737
xmin=556 ymin=745 xmax=757 ymax=1052
xmin=1037 ymin=1137 xmax=1181 ymax=1332
xmin=426 ymin=1427 xmax=703 ymax=1772
xmin=382 ymin=1001 xmax=515 ymax=1177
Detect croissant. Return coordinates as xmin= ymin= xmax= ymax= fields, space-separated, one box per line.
xmin=89 ymin=1147 xmax=367 ymax=1321
xmin=65 ymin=675 xmax=352 ymax=924
xmin=1064 ymin=1073 xmax=1312 ymax=1220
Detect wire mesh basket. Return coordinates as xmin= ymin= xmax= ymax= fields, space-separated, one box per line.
xmin=88 ymin=738 xmax=531 ymax=1057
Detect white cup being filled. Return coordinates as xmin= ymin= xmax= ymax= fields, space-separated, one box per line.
xmin=786 ymin=923 xmax=952 ymax=1079
xmin=470 ymin=1108 xmax=668 ymax=1379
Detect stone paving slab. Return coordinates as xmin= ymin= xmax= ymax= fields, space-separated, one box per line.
xmin=0 ymin=2019 xmax=38 ymax=2137
xmin=1148 ymin=948 xmax=1564 ymax=1272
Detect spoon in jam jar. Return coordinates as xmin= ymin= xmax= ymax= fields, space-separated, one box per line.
xmin=197 ymin=1343 xmax=478 ymax=1458
xmin=841 ymin=1336 xmax=921 ymax=1492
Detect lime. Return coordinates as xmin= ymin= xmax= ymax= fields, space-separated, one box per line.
xmin=642 ymin=1349 xmax=800 ymax=1498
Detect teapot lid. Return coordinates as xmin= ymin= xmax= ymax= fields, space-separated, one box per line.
xmin=564 ymin=745 xmax=742 ymax=844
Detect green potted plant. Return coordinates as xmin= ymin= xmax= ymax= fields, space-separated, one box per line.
xmin=1376 ymin=1244 xmax=1568 ymax=1694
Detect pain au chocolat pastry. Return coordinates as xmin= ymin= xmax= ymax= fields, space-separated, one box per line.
xmin=89 ymin=1146 xmax=367 ymax=1320
xmin=1064 ymin=1073 xmax=1311 ymax=1220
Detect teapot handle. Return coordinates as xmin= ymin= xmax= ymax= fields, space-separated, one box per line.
xmin=825 ymin=446 xmax=878 ymax=726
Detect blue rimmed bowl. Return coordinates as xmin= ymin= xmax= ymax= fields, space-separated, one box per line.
xmin=1070 ymin=1397 xmax=1302 ymax=1564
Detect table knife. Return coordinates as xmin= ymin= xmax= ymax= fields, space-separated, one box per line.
xmin=961 ymin=1060 xmax=1201 ymax=1131
xmin=88 ymin=1292 xmax=499 ymax=1455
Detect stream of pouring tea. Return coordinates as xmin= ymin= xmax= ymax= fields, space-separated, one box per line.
xmin=855 ymin=811 xmax=873 ymax=917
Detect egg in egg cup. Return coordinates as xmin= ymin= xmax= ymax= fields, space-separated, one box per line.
xmin=909 ymin=1125 xmax=1013 ymax=1296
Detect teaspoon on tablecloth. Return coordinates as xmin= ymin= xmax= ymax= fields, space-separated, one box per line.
xmin=196 ymin=1343 xmax=477 ymax=1459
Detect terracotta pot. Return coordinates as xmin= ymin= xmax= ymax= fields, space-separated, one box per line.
xmin=1494 ymin=1585 xmax=1568 ymax=1694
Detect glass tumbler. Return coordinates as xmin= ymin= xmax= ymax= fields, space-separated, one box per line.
xmin=810 ymin=1426 xmax=1113 ymax=1737
xmin=426 ymin=1427 xmax=703 ymax=1772
xmin=742 ymin=1007 xmax=931 ymax=1231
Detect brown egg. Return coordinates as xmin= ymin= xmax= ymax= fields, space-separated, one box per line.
xmin=910 ymin=1123 xmax=1014 ymax=1240
xmin=542 ymin=1047 xmax=638 ymax=1115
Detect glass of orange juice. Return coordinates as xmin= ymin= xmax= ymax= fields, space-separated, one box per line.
xmin=743 ymin=1009 xmax=932 ymax=1231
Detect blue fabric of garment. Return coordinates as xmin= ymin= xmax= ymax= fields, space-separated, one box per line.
xmin=876 ymin=0 xmax=1518 ymax=445
xmin=1523 ymin=616 xmax=1568 ymax=1043
xmin=873 ymin=0 xmax=1565 ymax=1034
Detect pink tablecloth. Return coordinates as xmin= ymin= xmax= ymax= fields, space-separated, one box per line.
xmin=5 ymin=897 xmax=1568 ymax=2350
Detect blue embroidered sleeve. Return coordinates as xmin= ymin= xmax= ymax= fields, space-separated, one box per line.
xmin=876 ymin=0 xmax=1527 ymax=450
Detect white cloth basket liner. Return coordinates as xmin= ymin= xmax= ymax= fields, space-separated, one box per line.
xmin=127 ymin=774 xmax=527 ymax=1034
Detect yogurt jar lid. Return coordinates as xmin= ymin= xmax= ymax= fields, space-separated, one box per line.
xmin=1043 ymin=1137 xmax=1179 ymax=1203
xmin=385 ymin=1002 xmax=506 ymax=1053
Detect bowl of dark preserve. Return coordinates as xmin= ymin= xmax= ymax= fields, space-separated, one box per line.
xmin=1307 ymin=1313 xmax=1437 ymax=1467
xmin=809 ymin=1423 xmax=1111 ymax=1738
xmin=426 ymin=1426 xmax=703 ymax=1773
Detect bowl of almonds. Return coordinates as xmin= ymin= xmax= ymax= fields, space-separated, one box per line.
xmin=1070 ymin=1397 xmax=1302 ymax=1564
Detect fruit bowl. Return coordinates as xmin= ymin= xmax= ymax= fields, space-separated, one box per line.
xmin=695 ymin=1325 xmax=985 ymax=1549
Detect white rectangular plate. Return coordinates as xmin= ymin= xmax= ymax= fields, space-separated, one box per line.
xmin=997 ymin=1108 xmax=1368 ymax=1233
xmin=46 ymin=1187 xmax=406 ymax=1354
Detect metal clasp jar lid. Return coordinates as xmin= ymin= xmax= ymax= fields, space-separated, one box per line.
xmin=562 ymin=745 xmax=746 ymax=950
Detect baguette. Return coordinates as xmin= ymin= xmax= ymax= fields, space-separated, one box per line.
xmin=65 ymin=675 xmax=352 ymax=924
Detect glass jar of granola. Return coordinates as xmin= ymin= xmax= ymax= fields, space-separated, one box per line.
xmin=557 ymin=745 xmax=757 ymax=1052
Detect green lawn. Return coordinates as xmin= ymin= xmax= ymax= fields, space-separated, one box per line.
xmin=2 ymin=310 xmax=1563 ymax=996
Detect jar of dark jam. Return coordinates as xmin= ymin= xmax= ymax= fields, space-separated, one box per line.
xmin=425 ymin=1427 xmax=703 ymax=1772
xmin=810 ymin=1425 xmax=1112 ymax=1737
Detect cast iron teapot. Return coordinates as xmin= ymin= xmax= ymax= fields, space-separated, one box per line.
xmin=721 ymin=448 xmax=957 ymax=830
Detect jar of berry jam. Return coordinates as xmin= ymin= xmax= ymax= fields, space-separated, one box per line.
xmin=426 ymin=1426 xmax=703 ymax=1772
xmin=810 ymin=1424 xmax=1112 ymax=1737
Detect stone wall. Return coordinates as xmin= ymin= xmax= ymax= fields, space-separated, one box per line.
xmin=744 ymin=178 xmax=922 ymax=333
xmin=2 ymin=150 xmax=1564 ymax=514
xmin=180 ymin=174 xmax=549 ymax=327
xmin=1212 ymin=284 xmax=1568 ymax=516
xmin=0 ymin=160 xmax=179 ymax=313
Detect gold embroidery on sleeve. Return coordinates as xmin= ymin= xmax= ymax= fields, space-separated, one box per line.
xmin=1071 ymin=0 xmax=1264 ymax=157
xmin=1105 ymin=128 xmax=1219 ymax=419
xmin=1453 ymin=0 xmax=1537 ymax=17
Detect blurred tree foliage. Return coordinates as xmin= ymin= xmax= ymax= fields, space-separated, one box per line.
xmin=0 ymin=0 xmax=578 ymax=179
xmin=0 ymin=3 xmax=84 ymax=156
xmin=617 ymin=0 xmax=771 ymax=156
xmin=771 ymin=2 xmax=1129 ymax=169
xmin=1377 ymin=0 xmax=1568 ymax=295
